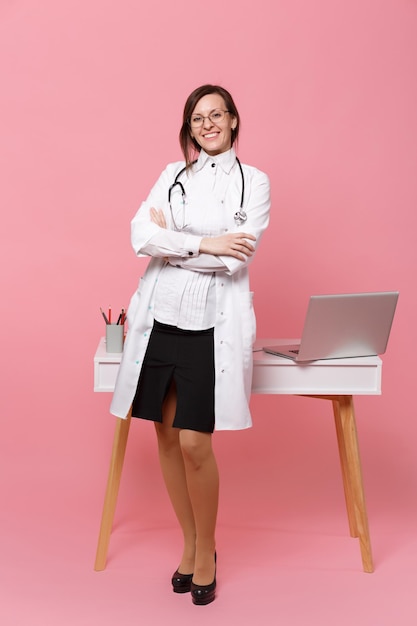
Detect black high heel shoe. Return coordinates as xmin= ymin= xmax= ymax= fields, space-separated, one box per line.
xmin=171 ymin=569 xmax=193 ymax=594
xmin=190 ymin=553 xmax=217 ymax=606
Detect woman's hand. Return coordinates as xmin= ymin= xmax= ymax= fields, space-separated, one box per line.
xmin=200 ymin=232 xmax=256 ymax=261
xmin=150 ymin=207 xmax=167 ymax=228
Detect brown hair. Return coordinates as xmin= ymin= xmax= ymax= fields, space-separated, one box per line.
xmin=179 ymin=84 xmax=240 ymax=167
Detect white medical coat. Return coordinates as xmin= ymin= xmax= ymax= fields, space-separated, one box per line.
xmin=110 ymin=151 xmax=270 ymax=430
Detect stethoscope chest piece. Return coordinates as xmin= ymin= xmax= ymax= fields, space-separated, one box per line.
xmin=234 ymin=210 xmax=247 ymax=226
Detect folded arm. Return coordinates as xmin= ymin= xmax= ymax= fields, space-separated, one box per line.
xmin=149 ymin=207 xmax=256 ymax=272
xmin=131 ymin=164 xmax=270 ymax=275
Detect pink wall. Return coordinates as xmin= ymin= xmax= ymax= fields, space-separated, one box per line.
xmin=1 ymin=0 xmax=416 ymax=553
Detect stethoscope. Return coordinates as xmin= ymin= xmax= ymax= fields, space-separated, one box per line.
xmin=168 ymin=157 xmax=247 ymax=231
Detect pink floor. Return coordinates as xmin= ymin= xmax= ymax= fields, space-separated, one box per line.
xmin=2 ymin=395 xmax=416 ymax=626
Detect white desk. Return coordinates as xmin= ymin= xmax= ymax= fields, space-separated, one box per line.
xmin=94 ymin=338 xmax=382 ymax=573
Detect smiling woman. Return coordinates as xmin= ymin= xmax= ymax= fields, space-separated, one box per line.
xmin=109 ymin=84 xmax=271 ymax=605
xmin=2 ymin=1 xmax=417 ymax=623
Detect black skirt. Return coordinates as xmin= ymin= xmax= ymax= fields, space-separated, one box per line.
xmin=131 ymin=320 xmax=215 ymax=433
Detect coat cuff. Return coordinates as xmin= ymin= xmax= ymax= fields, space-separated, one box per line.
xmin=183 ymin=234 xmax=202 ymax=257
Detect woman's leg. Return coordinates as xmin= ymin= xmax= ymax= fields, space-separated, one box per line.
xmin=154 ymin=383 xmax=196 ymax=574
xmin=179 ymin=429 xmax=219 ymax=586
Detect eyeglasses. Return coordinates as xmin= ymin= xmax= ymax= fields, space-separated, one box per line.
xmin=189 ymin=109 xmax=230 ymax=128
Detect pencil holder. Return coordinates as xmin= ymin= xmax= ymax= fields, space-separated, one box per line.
xmin=105 ymin=324 xmax=124 ymax=353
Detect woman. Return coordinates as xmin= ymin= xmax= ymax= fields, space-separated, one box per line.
xmin=110 ymin=84 xmax=270 ymax=605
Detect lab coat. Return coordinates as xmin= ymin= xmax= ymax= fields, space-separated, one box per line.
xmin=110 ymin=152 xmax=270 ymax=430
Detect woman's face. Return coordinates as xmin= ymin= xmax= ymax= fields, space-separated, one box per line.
xmin=189 ymin=93 xmax=236 ymax=156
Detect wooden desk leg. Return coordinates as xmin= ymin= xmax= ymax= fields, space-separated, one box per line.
xmin=94 ymin=412 xmax=132 ymax=571
xmin=332 ymin=398 xmax=358 ymax=538
xmin=333 ymin=396 xmax=374 ymax=573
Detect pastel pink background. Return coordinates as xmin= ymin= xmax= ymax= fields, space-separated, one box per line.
xmin=1 ymin=1 xmax=416 ymax=624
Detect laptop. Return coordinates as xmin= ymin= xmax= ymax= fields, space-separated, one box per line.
xmin=263 ymin=291 xmax=399 ymax=362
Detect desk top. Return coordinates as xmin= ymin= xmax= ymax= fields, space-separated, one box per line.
xmin=94 ymin=338 xmax=382 ymax=396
